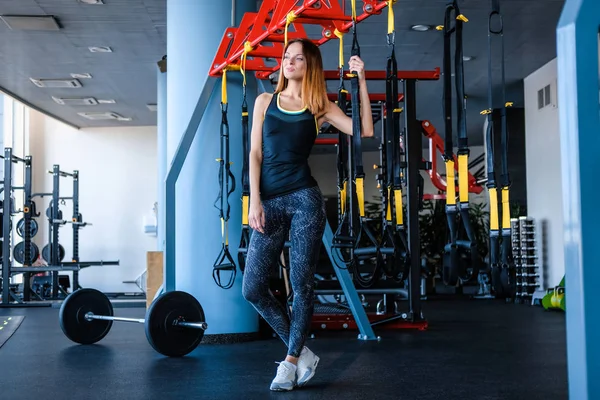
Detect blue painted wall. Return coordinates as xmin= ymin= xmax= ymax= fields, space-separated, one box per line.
xmin=166 ymin=0 xmax=259 ymax=334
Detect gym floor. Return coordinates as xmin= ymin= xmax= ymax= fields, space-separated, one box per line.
xmin=0 ymin=299 xmax=567 ymax=399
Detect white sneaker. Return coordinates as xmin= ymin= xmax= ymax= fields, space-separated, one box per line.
xmin=270 ymin=360 xmax=297 ymax=391
xmin=296 ymin=346 xmax=320 ymax=387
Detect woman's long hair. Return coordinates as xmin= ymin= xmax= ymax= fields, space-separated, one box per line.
xmin=274 ymin=38 xmax=329 ymax=116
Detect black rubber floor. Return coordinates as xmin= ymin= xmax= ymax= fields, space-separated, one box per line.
xmin=0 ymin=298 xmax=567 ymax=399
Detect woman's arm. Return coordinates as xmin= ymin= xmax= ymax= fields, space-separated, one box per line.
xmin=320 ymin=55 xmax=374 ymax=137
xmin=248 ymin=93 xmax=271 ymax=232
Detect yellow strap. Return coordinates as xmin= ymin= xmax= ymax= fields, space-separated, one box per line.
xmin=393 ymin=108 xmax=403 ymax=113
xmin=394 ymin=189 xmax=403 ymax=226
xmin=387 ymin=0 xmax=396 ymax=34
xmin=457 ymin=14 xmax=468 ymax=22
xmin=221 ymin=70 xmax=227 ymax=104
xmin=436 ymin=25 xmax=444 ymax=31
xmin=489 ymin=188 xmax=499 ymax=231
xmin=356 ymin=177 xmax=365 ymax=218
xmin=340 ymin=181 xmax=347 ymax=215
xmin=240 ymin=41 xmax=253 ymax=87
xmin=505 ymin=101 xmax=514 ymax=107
xmin=501 ymin=187 xmax=511 ymax=229
xmin=351 ymin=0 xmax=357 ymax=22
xmin=445 ymin=160 xmax=456 ymax=206
xmin=458 ymin=154 xmax=469 ymax=203
xmin=242 ymin=195 xmax=249 ymax=225
xmin=285 ymin=11 xmax=297 ymax=46
xmin=386 ymin=187 xmax=392 ymax=222
xmin=480 ymin=109 xmax=492 ymax=115
xmin=334 ymin=29 xmax=344 ymax=69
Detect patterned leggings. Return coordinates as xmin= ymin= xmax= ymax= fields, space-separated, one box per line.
xmin=242 ymin=186 xmax=326 ymax=358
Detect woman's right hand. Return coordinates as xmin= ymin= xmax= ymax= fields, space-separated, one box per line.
xmin=249 ymin=200 xmax=266 ymax=234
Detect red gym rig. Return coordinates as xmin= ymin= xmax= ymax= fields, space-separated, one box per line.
xmin=208 ymin=0 xmax=479 ymax=334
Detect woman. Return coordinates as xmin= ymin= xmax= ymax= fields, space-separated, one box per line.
xmin=242 ymin=37 xmax=374 ymax=391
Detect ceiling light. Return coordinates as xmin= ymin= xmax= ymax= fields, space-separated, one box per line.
xmin=463 ymin=56 xmax=474 ymax=61
xmin=78 ymin=112 xmax=131 ymax=121
xmin=77 ymin=0 xmax=104 ymax=4
xmin=146 ymin=104 xmax=158 ymax=112
xmin=98 ymin=99 xmax=116 ymax=104
xmin=0 ymin=15 xmax=60 ymax=31
xmin=30 ymin=78 xmax=82 ymax=88
xmin=53 ymin=96 xmax=98 ymax=106
xmin=410 ymin=24 xmax=431 ymax=32
xmin=88 ymin=46 xmax=112 ymax=53
xmin=71 ymin=73 xmax=92 ymax=79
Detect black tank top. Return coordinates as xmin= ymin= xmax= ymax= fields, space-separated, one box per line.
xmin=260 ymin=93 xmax=319 ymax=200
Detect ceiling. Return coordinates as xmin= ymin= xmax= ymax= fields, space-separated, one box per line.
xmin=0 ymin=0 xmax=565 ymax=148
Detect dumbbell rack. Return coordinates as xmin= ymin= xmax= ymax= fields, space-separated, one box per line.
xmin=510 ymin=216 xmax=540 ymax=303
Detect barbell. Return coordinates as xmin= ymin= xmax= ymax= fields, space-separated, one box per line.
xmin=59 ymin=288 xmax=208 ymax=357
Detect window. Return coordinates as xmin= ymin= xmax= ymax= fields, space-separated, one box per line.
xmin=538 ymin=84 xmax=552 ymax=110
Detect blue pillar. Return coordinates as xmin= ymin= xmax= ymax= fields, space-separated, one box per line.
xmin=156 ymin=56 xmax=167 ymax=252
xmin=166 ymin=0 xmax=258 ymax=335
xmin=557 ymin=0 xmax=600 ymax=398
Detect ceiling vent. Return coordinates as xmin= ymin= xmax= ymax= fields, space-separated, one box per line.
xmin=30 ymin=78 xmax=82 ymax=88
xmin=0 ymin=15 xmax=60 ymax=31
xmin=77 ymin=112 xmax=132 ymax=121
xmin=146 ymin=104 xmax=158 ymax=112
xmin=52 ymin=96 xmax=98 ymax=106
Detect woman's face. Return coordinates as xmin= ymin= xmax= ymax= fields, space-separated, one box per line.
xmin=282 ymin=42 xmax=306 ymax=81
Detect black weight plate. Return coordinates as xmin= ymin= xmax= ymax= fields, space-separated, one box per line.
xmin=145 ymin=291 xmax=206 ymax=357
xmin=13 ymin=241 xmax=40 ymax=265
xmin=42 ymin=244 xmax=65 ymax=263
xmin=16 ymin=218 xmax=39 ymax=238
xmin=59 ymin=288 xmax=113 ymax=345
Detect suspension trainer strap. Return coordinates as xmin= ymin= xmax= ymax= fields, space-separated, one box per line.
xmin=494 ymin=0 xmax=513 ymax=267
xmin=238 ymin=42 xmax=252 ymax=273
xmin=481 ymin=1 xmax=500 ymax=271
xmin=335 ymin=29 xmax=349 ymax=223
xmin=439 ymin=3 xmax=458 ymax=244
xmin=213 ymin=69 xmax=237 ymax=289
xmin=384 ymin=0 xmax=409 ymax=281
xmin=349 ymin=0 xmax=364 ymax=220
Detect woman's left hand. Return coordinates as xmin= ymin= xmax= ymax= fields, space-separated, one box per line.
xmin=348 ymin=55 xmax=366 ymax=81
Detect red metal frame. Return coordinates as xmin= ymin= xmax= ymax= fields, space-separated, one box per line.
xmin=315 ymin=138 xmax=338 ymax=145
xmin=323 ymin=69 xmax=440 ymax=81
xmin=311 ymin=314 xmax=428 ymax=331
xmin=326 ymin=92 xmax=404 ymax=102
xmin=421 ymin=120 xmax=483 ymax=195
xmin=209 ymin=0 xmax=389 ymax=77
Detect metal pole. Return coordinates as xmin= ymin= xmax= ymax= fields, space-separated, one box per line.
xmin=72 ymin=170 xmax=80 ymax=291
xmin=403 ymin=79 xmax=423 ymax=322
xmin=2 ymin=148 xmax=12 ymax=304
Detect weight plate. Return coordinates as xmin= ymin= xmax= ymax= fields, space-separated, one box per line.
xmin=42 ymin=244 xmax=65 ymax=263
xmin=145 ymin=291 xmax=206 ymax=357
xmin=13 ymin=241 xmax=40 ymax=265
xmin=16 ymin=218 xmax=39 ymax=238
xmin=59 ymin=288 xmax=113 ymax=345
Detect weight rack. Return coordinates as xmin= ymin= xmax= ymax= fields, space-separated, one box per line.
xmin=511 ymin=216 xmax=540 ymax=303
xmin=1 ymin=148 xmax=81 ymax=307
xmin=34 ymin=165 xmax=121 ymax=300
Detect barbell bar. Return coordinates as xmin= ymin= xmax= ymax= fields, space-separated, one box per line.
xmin=59 ymin=288 xmax=208 ymax=357
xmin=84 ymin=313 xmax=209 ymax=330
